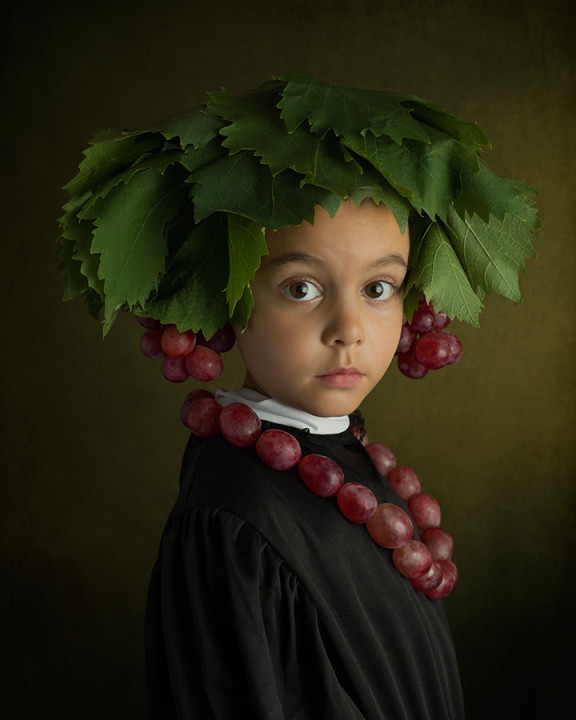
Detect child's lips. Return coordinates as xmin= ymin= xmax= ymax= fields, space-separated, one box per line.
xmin=316 ymin=367 xmax=366 ymax=388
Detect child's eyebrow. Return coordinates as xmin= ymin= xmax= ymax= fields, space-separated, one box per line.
xmin=260 ymin=253 xmax=325 ymax=272
xmin=261 ymin=252 xmax=408 ymax=272
xmin=373 ymin=254 xmax=409 ymax=271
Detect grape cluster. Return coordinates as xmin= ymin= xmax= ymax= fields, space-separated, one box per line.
xmin=396 ymin=297 xmax=463 ymax=379
xmin=137 ymin=317 xmax=235 ymax=384
xmin=364 ymin=442 xmax=457 ymax=598
xmin=183 ymin=398 xmax=458 ymax=599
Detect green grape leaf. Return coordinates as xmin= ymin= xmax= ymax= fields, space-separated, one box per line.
xmin=77 ymin=148 xmax=184 ymax=221
xmin=207 ymin=86 xmax=320 ymax=177
xmin=142 ymin=214 xmax=230 ymax=337
xmin=453 ymin=162 xmax=537 ymax=225
xmin=446 ymin=207 xmax=536 ymax=302
xmin=405 ymin=101 xmax=490 ymax=147
xmin=148 ymin=110 xmax=225 ymax=149
xmin=180 ymin=137 xmax=228 ymax=174
xmin=227 ymin=215 xmax=267 ymax=314
xmin=90 ymin=166 xmax=189 ymax=326
xmin=278 ymin=74 xmax=431 ymax=145
xmin=346 ymin=127 xmax=480 ymax=221
xmin=408 ymin=222 xmax=484 ymax=325
xmin=347 ymin=159 xmax=411 ymax=233
xmin=65 ymin=130 xmax=164 ymax=196
xmin=402 ymin=284 xmax=423 ymax=323
xmin=58 ymin=235 xmax=89 ymax=301
xmin=190 ymin=150 xmax=319 ymax=228
xmin=304 ymin=133 xmax=362 ymax=196
xmin=231 ymin=284 xmax=254 ymax=330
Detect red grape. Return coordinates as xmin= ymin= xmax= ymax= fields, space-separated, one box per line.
xmin=386 ymin=466 xmax=421 ymax=502
xmin=256 ymin=429 xmax=301 ymax=471
xmin=161 ymin=325 xmax=197 ymax=358
xmin=414 ymin=332 xmax=451 ymax=370
xmin=420 ymin=526 xmax=454 ymax=561
xmin=396 ymin=321 xmax=416 ymax=354
xmin=365 ymin=442 xmax=396 ymax=476
xmin=410 ymin=561 xmax=444 ymax=592
xmin=161 ymin=356 xmax=189 ymax=382
xmin=392 ymin=539 xmax=433 ymax=579
xmin=349 ymin=424 xmax=367 ymax=444
xmin=197 ymin=323 xmax=236 ymax=353
xmin=140 ymin=329 xmax=165 ymax=359
xmin=443 ymin=331 xmax=463 ymax=365
xmin=411 ymin=306 xmax=436 ymax=334
xmin=298 ymin=454 xmax=345 ymax=497
xmin=366 ymin=503 xmax=413 ymax=549
xmin=185 ymin=345 xmax=223 ymax=382
xmin=136 ymin=315 xmax=163 ymax=330
xmin=397 ymin=350 xmax=429 ymax=379
xmin=185 ymin=397 xmax=222 ymax=437
xmin=431 ymin=308 xmax=450 ymax=330
xmin=218 ymin=403 xmax=262 ymax=447
xmin=179 ymin=389 xmax=215 ymax=426
xmin=337 ymin=482 xmax=378 ymax=523
xmin=425 ymin=559 xmax=458 ymax=599
xmin=408 ymin=492 xmax=442 ymax=530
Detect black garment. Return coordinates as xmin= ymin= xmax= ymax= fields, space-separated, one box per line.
xmin=146 ymin=423 xmax=465 ymax=719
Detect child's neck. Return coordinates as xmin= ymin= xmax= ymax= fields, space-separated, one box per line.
xmin=215 ymin=388 xmax=350 ymax=435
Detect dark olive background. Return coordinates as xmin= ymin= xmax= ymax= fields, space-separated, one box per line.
xmin=1 ymin=0 xmax=575 ymax=717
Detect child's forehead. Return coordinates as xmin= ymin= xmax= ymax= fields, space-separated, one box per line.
xmin=260 ymin=201 xmax=409 ymax=273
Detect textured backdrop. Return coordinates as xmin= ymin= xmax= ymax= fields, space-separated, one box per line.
xmin=1 ymin=0 xmax=574 ymax=717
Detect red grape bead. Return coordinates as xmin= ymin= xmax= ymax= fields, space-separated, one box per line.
xmin=140 ymin=329 xmax=165 ymax=359
xmin=410 ymin=561 xmax=444 ymax=592
xmin=256 ymin=430 xmax=302 ymax=471
xmin=365 ymin=442 xmax=396 ymax=476
xmin=432 ymin=308 xmax=451 ymax=330
xmin=161 ymin=356 xmax=189 ymax=382
xmin=408 ymin=492 xmax=442 ymax=530
xmin=396 ymin=322 xmax=416 ymax=354
xmin=420 ymin=526 xmax=454 ymax=561
xmin=298 ymin=454 xmax=345 ymax=497
xmin=135 ymin=315 xmax=163 ymax=330
xmin=186 ymin=398 xmax=222 ymax=437
xmin=197 ymin=323 xmax=236 ymax=353
xmin=411 ymin=306 xmax=436 ymax=334
xmin=179 ymin=389 xmax=215 ymax=426
xmin=366 ymin=503 xmax=413 ymax=549
xmin=337 ymin=483 xmax=378 ymax=523
xmin=425 ymin=559 xmax=458 ymax=599
xmin=218 ymin=403 xmax=262 ymax=447
xmin=397 ymin=350 xmax=429 ymax=379
xmin=161 ymin=325 xmax=197 ymax=358
xmin=414 ymin=331 xmax=452 ymax=370
xmin=350 ymin=424 xmax=367 ymax=444
xmin=185 ymin=345 xmax=223 ymax=382
xmin=386 ymin=466 xmax=421 ymax=502
xmin=392 ymin=539 xmax=433 ymax=579
xmin=443 ymin=331 xmax=463 ymax=365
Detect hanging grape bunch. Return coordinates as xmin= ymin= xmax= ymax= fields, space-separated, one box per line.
xmin=137 ymin=317 xmax=235 ymax=383
xmin=396 ymin=296 xmax=463 ymax=379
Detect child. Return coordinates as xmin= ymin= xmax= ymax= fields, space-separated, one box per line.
xmin=58 ymin=74 xmax=538 ymax=719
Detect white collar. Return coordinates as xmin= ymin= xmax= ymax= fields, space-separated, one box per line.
xmin=215 ymin=388 xmax=350 ymax=435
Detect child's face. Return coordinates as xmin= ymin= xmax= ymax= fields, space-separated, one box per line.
xmin=235 ymin=199 xmax=410 ymax=417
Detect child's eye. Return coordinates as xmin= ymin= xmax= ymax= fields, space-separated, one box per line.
xmin=362 ymin=281 xmax=394 ymax=301
xmin=282 ymin=280 xmax=321 ymax=301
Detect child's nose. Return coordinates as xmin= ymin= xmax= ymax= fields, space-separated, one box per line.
xmin=321 ymin=299 xmax=364 ymax=347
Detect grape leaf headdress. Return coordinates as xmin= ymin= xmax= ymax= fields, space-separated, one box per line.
xmin=58 ymin=73 xmax=539 ymax=338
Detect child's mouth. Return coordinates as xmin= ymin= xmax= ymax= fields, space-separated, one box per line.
xmin=316 ymin=368 xmax=365 ymax=388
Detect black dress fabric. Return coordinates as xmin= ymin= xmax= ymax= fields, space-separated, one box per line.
xmin=145 ymin=422 xmax=465 ymax=719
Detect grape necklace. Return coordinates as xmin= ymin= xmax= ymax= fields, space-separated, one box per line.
xmin=184 ymin=395 xmax=458 ymax=600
